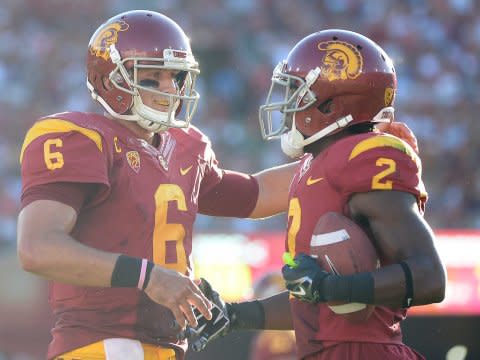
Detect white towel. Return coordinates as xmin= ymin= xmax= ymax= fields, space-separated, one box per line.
xmin=104 ymin=338 xmax=144 ymax=360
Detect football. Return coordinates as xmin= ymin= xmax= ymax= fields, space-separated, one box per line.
xmin=310 ymin=212 xmax=379 ymax=322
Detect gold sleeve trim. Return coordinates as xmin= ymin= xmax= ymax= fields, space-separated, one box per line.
xmin=20 ymin=118 xmax=103 ymax=163
xmin=349 ymin=135 xmax=419 ymax=165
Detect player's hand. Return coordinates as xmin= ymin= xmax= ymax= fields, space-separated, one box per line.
xmin=376 ymin=121 xmax=419 ymax=154
xmin=183 ymin=278 xmax=231 ymax=351
xmin=144 ymin=266 xmax=212 ymax=329
xmin=282 ymin=252 xmax=329 ymax=303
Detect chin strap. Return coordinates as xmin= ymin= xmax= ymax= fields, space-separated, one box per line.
xmin=132 ymin=96 xmax=179 ymax=132
xmin=87 ymin=79 xmax=140 ymax=123
xmin=281 ymin=115 xmax=354 ymax=158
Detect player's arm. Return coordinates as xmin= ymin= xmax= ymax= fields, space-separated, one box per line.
xmin=258 ymin=290 xmax=293 ymax=329
xmin=248 ymin=122 xmax=418 ymax=218
xmin=283 ymin=190 xmax=446 ymax=308
xmin=228 ymin=291 xmax=293 ymax=330
xmin=249 ymin=162 xmax=299 ymax=218
xmin=348 ymin=190 xmax=446 ymax=307
xmin=248 ymin=122 xmax=418 ymax=219
xmin=17 ymin=199 xmax=116 ymax=286
xmin=17 ymin=197 xmax=212 ymax=328
xmin=199 ymin=122 xmax=416 ymax=220
xmin=186 ymin=280 xmax=292 ymax=351
xmin=199 ymin=162 xmax=299 ymax=219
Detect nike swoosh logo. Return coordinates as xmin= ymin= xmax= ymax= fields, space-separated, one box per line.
xmin=306 ymin=176 xmax=324 ymax=185
xmin=180 ymin=165 xmax=193 ymax=176
xmin=291 ymin=287 xmax=306 ymax=297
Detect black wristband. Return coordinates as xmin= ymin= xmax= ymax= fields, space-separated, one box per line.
xmin=321 ymin=272 xmax=375 ymax=304
xmin=111 ymin=255 xmax=154 ymax=289
xmin=227 ymin=300 xmax=265 ymax=330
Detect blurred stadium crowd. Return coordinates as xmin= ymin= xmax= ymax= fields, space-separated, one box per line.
xmin=0 ymin=0 xmax=479 ymax=246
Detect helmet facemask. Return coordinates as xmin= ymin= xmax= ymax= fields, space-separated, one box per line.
xmin=259 ymin=61 xmax=318 ymax=141
xmin=260 ymin=61 xmax=355 ymax=158
xmin=88 ymin=44 xmax=200 ymax=132
xmin=259 ymin=60 xmax=395 ymax=158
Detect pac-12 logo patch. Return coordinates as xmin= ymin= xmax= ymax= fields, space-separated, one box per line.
xmin=126 ymin=151 xmax=141 ymax=173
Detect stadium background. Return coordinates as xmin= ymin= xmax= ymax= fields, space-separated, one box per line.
xmin=0 ymin=0 xmax=479 ymax=359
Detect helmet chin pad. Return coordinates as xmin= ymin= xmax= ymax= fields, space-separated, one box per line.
xmin=132 ymin=95 xmax=180 ymax=132
xmin=281 ymin=129 xmax=305 ymax=159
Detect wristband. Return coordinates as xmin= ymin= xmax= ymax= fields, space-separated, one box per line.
xmin=321 ymin=272 xmax=375 ymax=304
xmin=111 ymin=255 xmax=154 ymax=290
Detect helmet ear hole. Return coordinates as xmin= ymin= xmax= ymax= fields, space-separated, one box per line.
xmin=317 ymin=99 xmax=333 ymax=114
xmin=101 ymin=76 xmax=113 ymax=91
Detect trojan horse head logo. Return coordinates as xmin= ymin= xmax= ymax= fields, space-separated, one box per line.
xmin=317 ymin=41 xmax=363 ymax=81
xmin=90 ymin=21 xmax=129 ymax=61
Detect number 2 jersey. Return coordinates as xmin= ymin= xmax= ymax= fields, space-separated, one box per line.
xmin=19 ymin=112 xmax=255 ymax=359
xmin=286 ymin=132 xmax=427 ymax=359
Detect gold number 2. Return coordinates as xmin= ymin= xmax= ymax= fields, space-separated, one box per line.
xmin=287 ymin=197 xmax=301 ymax=256
xmin=372 ymin=157 xmax=396 ymax=190
xmin=43 ymin=139 xmax=64 ymax=170
xmin=153 ymin=184 xmax=188 ymax=273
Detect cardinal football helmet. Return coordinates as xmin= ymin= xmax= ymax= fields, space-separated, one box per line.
xmin=86 ymin=10 xmax=200 ymax=132
xmin=259 ymin=29 xmax=396 ymax=158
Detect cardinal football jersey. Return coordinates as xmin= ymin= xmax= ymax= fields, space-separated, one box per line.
xmin=20 ymin=112 xmax=224 ymax=359
xmin=285 ymin=132 xmax=427 ymax=359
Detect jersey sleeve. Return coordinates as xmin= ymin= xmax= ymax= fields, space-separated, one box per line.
xmin=20 ymin=119 xmax=110 ymax=192
xmin=20 ymin=181 xmax=98 ymax=213
xmin=197 ymin=142 xmax=223 ymax=197
xmin=196 ymin=139 xmax=259 ymax=217
xmin=330 ymin=135 xmax=427 ymax=205
xmin=198 ymin=170 xmax=259 ymax=217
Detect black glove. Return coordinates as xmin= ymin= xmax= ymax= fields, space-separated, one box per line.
xmin=281 ymin=253 xmax=330 ymax=303
xmin=185 ymin=278 xmax=231 ymax=352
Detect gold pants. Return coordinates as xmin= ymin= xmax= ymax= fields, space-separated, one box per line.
xmin=54 ymin=339 xmax=176 ymax=360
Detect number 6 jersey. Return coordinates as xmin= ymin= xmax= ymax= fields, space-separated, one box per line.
xmin=20 ymin=111 xmax=228 ymax=359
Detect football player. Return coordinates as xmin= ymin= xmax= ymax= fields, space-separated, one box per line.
xmin=17 ymin=10 xmax=296 ymax=360
xmin=187 ymin=30 xmax=445 ymax=360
